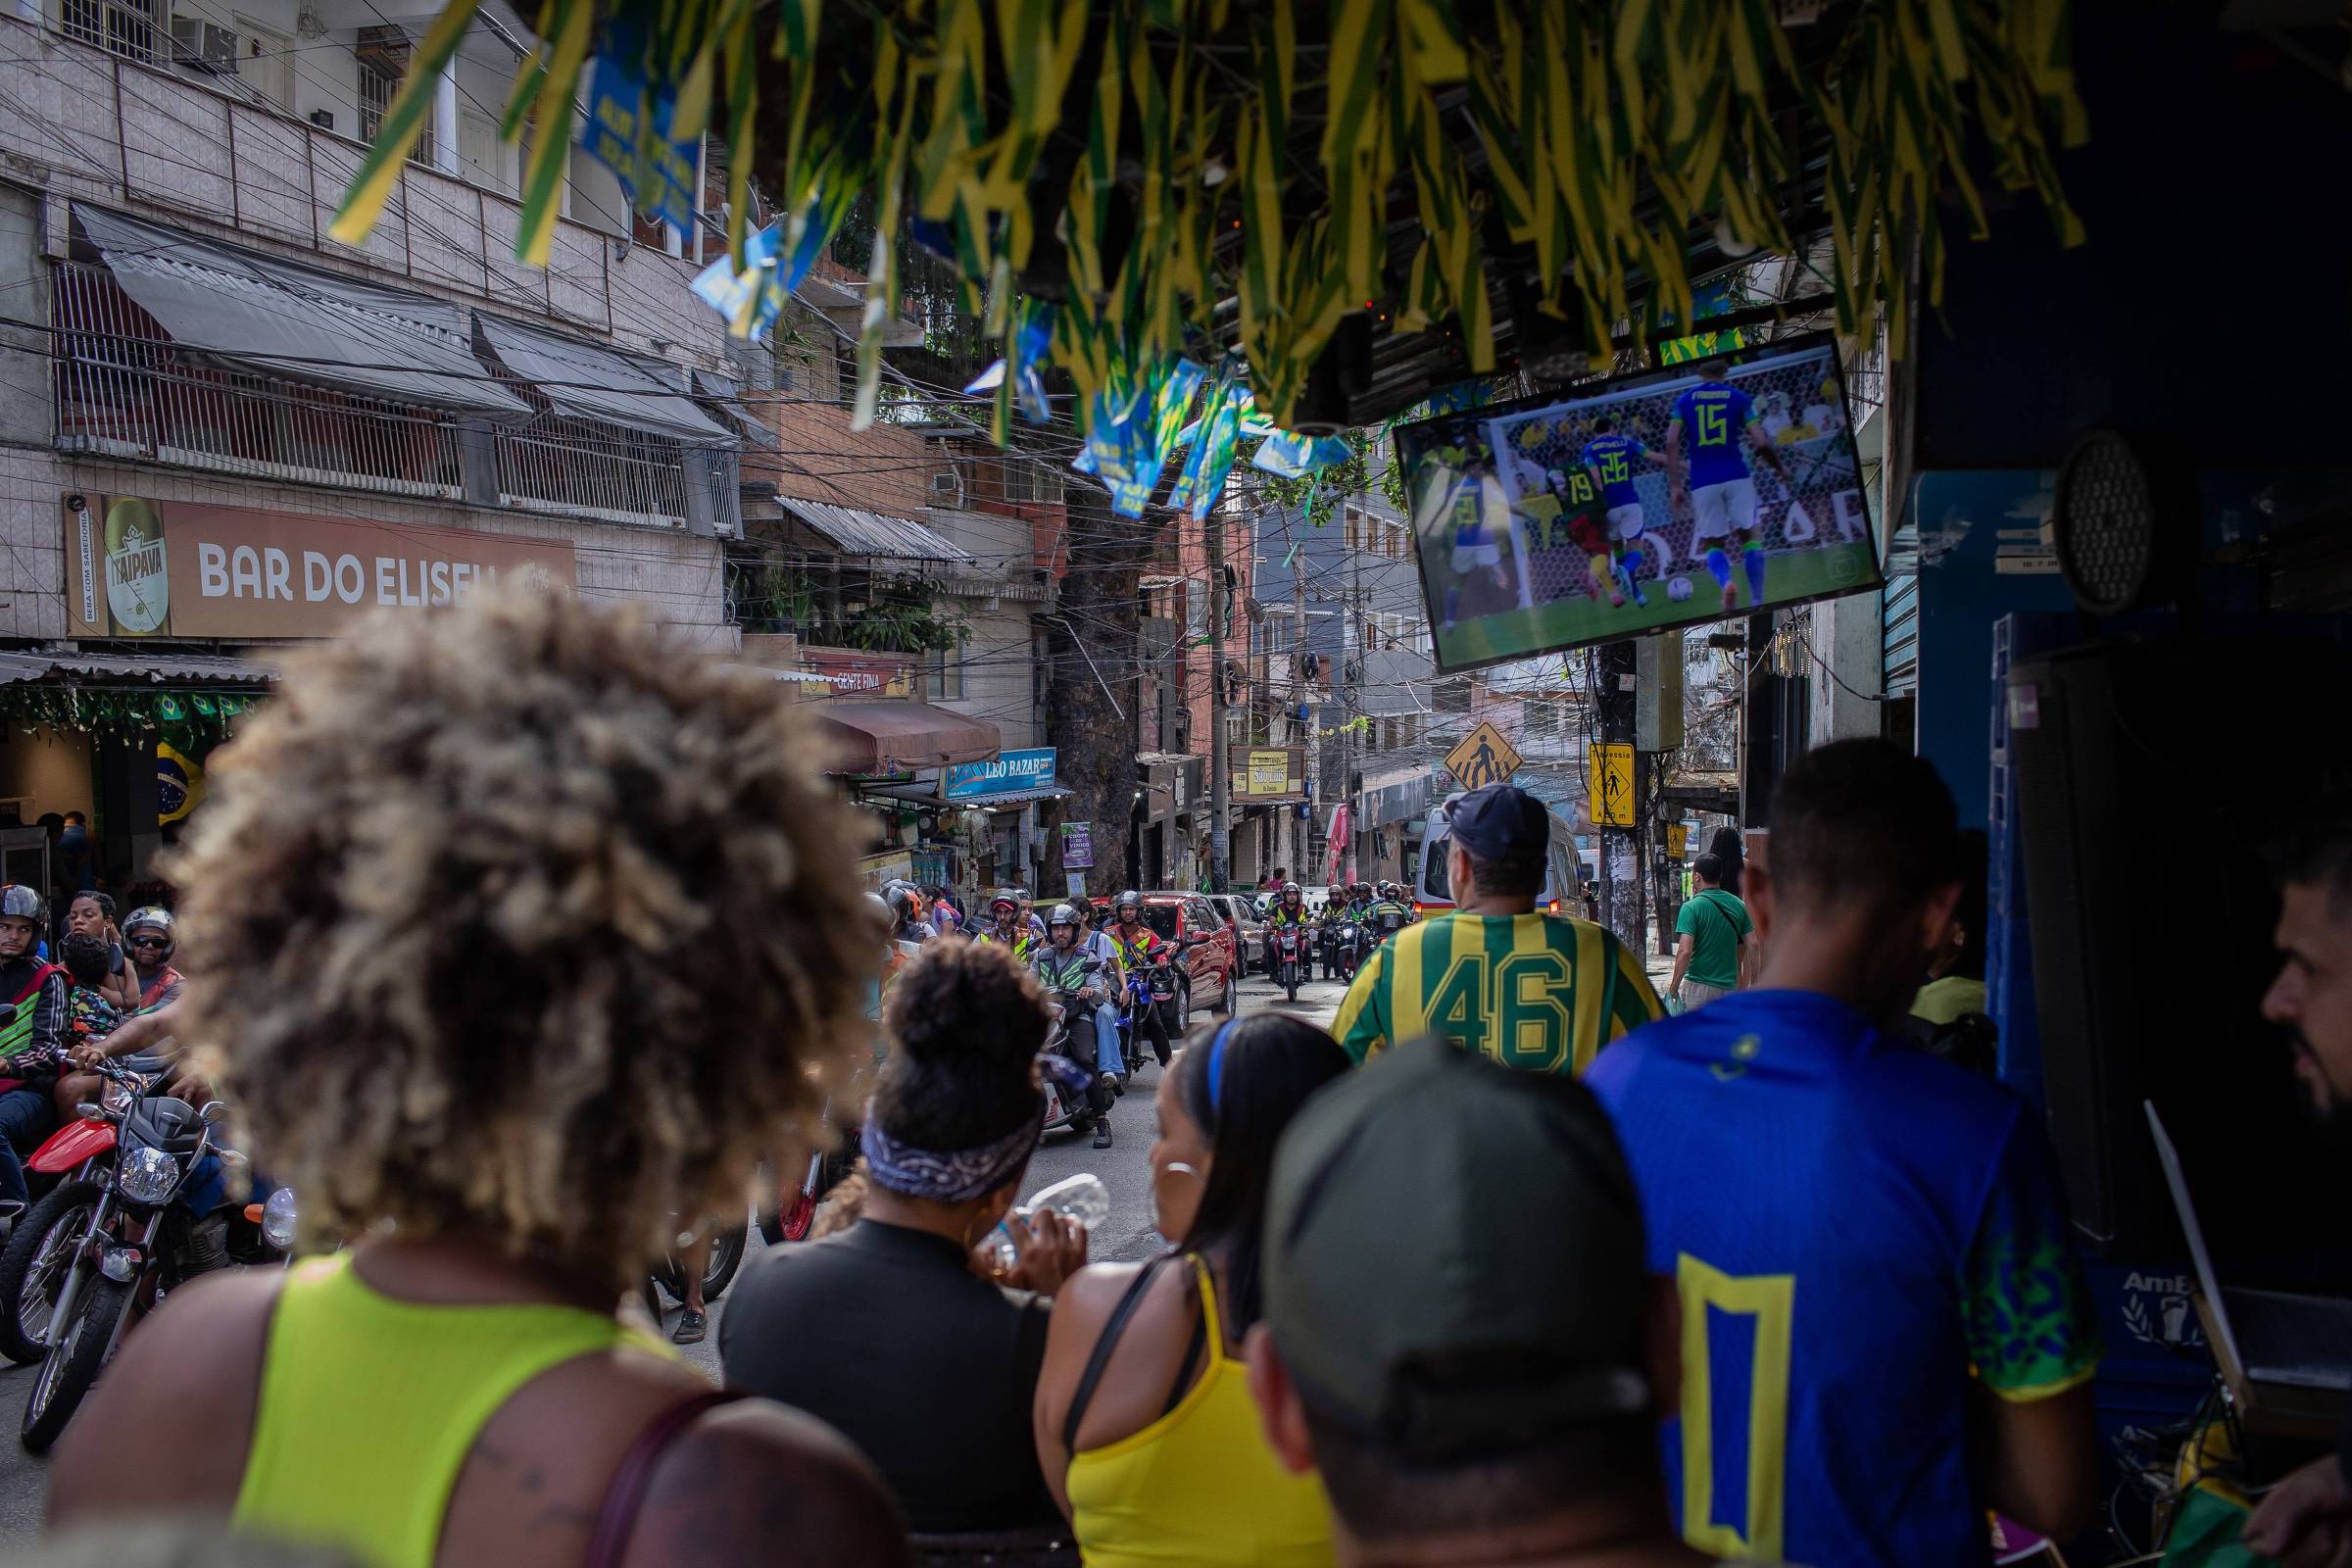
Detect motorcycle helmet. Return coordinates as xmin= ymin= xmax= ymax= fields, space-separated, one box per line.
xmin=122 ymin=906 xmax=174 ymax=960
xmin=1282 ymin=881 xmax=1301 ymax=896
xmin=990 ymin=889 xmax=1020 ymax=916
xmin=1047 ymin=902 xmax=1083 ymax=934
xmin=1113 ymin=890 xmax=1143 ymax=918
xmin=0 ymin=885 xmax=42 ymax=924
xmin=885 ymin=884 xmax=920 ymax=927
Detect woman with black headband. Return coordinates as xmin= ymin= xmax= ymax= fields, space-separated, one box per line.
xmin=720 ymin=940 xmax=1088 ymax=1536
xmin=1032 ymin=1013 xmax=1352 ymax=1568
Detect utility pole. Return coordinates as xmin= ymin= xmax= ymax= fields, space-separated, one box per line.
xmin=1594 ymin=638 xmax=1642 ymax=956
xmin=1293 ymin=514 xmax=1311 ymax=882
xmin=1205 ymin=505 xmax=1231 ymax=894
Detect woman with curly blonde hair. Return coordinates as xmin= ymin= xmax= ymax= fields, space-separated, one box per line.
xmin=48 ymin=587 xmax=909 ymax=1568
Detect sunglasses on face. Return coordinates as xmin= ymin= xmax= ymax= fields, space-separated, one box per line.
xmin=128 ymin=937 xmax=167 ymax=950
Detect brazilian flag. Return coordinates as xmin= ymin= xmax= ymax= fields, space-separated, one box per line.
xmin=157 ymin=741 xmax=204 ymax=826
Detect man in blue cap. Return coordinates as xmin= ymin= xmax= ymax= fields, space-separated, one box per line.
xmin=1330 ymin=782 xmax=1661 ymax=1075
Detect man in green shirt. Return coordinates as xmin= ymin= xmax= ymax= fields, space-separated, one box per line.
xmin=1332 ymin=785 xmax=1660 ymax=1075
xmin=1668 ymin=853 xmax=1751 ymax=1010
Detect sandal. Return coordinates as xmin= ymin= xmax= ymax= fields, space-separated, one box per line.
xmin=670 ymin=1308 xmax=708 ymax=1345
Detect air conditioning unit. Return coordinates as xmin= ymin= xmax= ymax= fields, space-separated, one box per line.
xmin=928 ymin=469 xmax=964 ymax=506
xmin=171 ymin=15 xmax=237 ymax=73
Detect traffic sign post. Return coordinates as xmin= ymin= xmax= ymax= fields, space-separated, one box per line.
xmin=1445 ymin=720 xmax=1523 ymax=792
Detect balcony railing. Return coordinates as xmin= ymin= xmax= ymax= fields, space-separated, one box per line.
xmin=57 ymin=261 xmax=694 ymax=526
xmin=53 ymin=261 xmax=464 ymax=498
xmin=495 ymin=412 xmax=688 ymax=526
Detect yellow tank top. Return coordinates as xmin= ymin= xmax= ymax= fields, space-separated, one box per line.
xmin=1065 ymin=1254 xmax=1335 ymax=1567
xmin=234 ymin=1251 xmax=663 ymax=1568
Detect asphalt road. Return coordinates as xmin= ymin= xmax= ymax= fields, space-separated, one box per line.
xmin=0 ymin=968 xmax=1347 ymax=1546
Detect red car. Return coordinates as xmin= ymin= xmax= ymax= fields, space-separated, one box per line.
xmin=1087 ymin=893 xmax=1241 ymax=1025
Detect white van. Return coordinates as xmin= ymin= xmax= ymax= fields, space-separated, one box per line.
xmin=1413 ymin=793 xmax=1581 ymax=916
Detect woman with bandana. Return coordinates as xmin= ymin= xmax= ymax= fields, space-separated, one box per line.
xmin=720 ymin=940 xmax=1089 ymax=1535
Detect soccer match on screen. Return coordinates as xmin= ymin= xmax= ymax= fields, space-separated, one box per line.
xmin=1396 ymin=335 xmax=1879 ymax=672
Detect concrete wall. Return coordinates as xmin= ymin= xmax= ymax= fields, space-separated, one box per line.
xmin=0 ymin=726 xmax=92 ymax=820
xmin=923 ymin=505 xmax=1046 ymax=753
xmin=1806 ymin=592 xmax=1886 ymax=744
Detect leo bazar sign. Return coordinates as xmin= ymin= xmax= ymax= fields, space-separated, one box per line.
xmin=65 ymin=495 xmax=577 ymax=639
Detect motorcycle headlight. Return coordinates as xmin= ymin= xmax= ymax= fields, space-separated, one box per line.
xmin=101 ymin=1080 xmax=135 ymax=1115
xmin=261 ymin=1186 xmax=299 ymax=1251
xmin=117 ymin=1145 xmax=179 ymax=1205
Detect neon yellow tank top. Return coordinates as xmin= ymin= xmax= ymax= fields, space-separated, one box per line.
xmin=234 ymin=1251 xmax=663 ymax=1568
xmin=1065 ymin=1254 xmax=1335 ymax=1567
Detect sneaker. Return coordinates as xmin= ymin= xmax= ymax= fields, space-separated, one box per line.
xmin=1093 ymin=1120 xmax=1114 ymax=1150
xmin=671 ymin=1308 xmax=708 ymax=1345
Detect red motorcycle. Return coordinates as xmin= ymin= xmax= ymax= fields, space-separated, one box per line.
xmin=0 ymin=1058 xmax=158 ymax=1365
xmin=1269 ymin=923 xmax=1307 ymax=1004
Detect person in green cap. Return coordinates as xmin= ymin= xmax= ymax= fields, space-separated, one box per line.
xmin=1244 ymin=1039 xmax=1756 ymax=1567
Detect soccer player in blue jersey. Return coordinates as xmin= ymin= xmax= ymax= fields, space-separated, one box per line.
xmin=1587 ymin=740 xmax=2100 ymax=1568
xmin=1579 ymin=414 xmax=1664 ymax=609
xmin=1663 ymin=361 xmax=1790 ymax=614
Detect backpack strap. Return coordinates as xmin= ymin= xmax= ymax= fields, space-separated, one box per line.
xmin=584 ymin=1390 xmax=751 ymax=1568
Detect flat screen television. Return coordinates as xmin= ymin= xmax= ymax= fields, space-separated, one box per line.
xmin=1393 ymin=331 xmax=1880 ymax=672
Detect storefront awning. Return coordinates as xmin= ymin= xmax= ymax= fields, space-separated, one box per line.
xmin=864 ymin=780 xmax=1070 ymax=809
xmin=780 ymin=500 xmax=976 ymax=566
xmin=72 ymin=204 xmax=533 ymax=421
xmin=812 ymin=700 xmax=1002 ymax=772
xmin=0 ymin=649 xmax=276 ymax=685
xmin=474 ymin=315 xmax=733 ymax=444
xmin=691 ymin=369 xmax=781 ymax=450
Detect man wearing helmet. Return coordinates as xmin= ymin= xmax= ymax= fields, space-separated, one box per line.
xmin=975 ymin=891 xmax=1034 ymax=963
xmin=1106 ymin=892 xmax=1174 ymax=1070
xmin=882 ymin=881 xmax=933 ymax=946
xmin=1264 ymin=880 xmax=1311 ymax=979
xmin=1035 ymin=903 xmax=1118 ymax=1149
xmin=122 ymin=906 xmax=183 ymax=1010
xmin=0 ymin=885 xmax=67 ymax=1215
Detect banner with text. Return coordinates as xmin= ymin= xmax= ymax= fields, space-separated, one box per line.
xmin=64 ymin=495 xmax=577 ymax=640
xmin=947 ymin=748 xmax=1057 ymax=801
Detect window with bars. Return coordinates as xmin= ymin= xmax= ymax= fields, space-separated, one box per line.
xmin=57 ymin=0 xmax=164 ymax=62
xmin=51 ymin=261 xmax=466 ymax=498
xmin=1003 ymin=458 xmax=1062 ymax=506
xmin=356 ymin=26 xmax=434 ymax=168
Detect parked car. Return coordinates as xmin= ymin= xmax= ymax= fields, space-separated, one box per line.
xmin=1200 ymin=892 xmax=1264 ymax=967
xmin=1089 ymin=893 xmax=1242 ymax=1022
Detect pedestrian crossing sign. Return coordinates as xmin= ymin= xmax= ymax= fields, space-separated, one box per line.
xmin=1588 ymin=743 xmax=1635 ymax=827
xmin=1446 ymin=720 xmax=1523 ymax=791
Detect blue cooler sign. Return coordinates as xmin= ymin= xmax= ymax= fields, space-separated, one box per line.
xmin=946 ymin=748 xmax=1056 ymax=801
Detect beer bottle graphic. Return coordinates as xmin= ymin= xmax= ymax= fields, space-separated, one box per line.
xmin=102 ymin=497 xmax=169 ymax=635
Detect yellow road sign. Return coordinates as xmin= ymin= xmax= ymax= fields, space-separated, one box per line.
xmin=1589 ymin=742 xmax=1635 ymax=827
xmin=1446 ymin=719 xmax=1523 ymax=791
xmin=1668 ymin=822 xmax=1689 ymax=857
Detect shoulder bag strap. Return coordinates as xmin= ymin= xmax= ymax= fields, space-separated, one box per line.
xmin=1061 ymin=1253 xmax=1175 ymax=1452
xmin=585 ymin=1389 xmax=751 ymax=1568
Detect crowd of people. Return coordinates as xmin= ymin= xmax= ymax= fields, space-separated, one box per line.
xmin=18 ymin=583 xmax=2352 ymax=1568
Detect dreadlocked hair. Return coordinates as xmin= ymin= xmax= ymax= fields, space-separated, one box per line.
xmin=170 ymin=586 xmax=878 ymax=1284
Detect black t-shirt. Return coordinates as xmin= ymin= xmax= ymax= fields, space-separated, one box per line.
xmin=720 ymin=1218 xmax=1058 ymax=1534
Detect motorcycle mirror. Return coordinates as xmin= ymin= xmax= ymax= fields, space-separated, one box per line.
xmin=197 ymin=1100 xmax=226 ymax=1124
xmin=73 ymin=1102 xmax=104 ymax=1122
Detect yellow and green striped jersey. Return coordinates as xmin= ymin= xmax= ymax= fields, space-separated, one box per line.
xmin=1329 ymin=911 xmax=1663 ymax=1076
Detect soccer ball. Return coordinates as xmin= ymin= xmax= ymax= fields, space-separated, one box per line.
xmin=1667 ymin=576 xmax=1695 ymax=602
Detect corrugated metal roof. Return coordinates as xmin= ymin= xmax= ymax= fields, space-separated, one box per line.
xmin=0 ymin=649 xmax=276 ymax=685
xmin=780 ymin=500 xmax=977 ymax=566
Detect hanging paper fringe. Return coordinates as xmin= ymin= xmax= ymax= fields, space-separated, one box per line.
xmin=338 ymin=0 xmax=2085 ymax=450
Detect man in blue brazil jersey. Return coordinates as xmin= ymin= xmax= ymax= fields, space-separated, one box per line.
xmin=1579 ymin=414 xmax=1665 ymax=610
xmin=1588 ymin=740 xmax=2099 ymax=1568
xmin=1662 ymin=362 xmax=1790 ymax=614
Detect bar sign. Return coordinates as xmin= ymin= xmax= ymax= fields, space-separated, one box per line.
xmin=73 ymin=499 xmax=96 ymax=628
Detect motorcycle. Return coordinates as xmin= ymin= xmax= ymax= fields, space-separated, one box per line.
xmin=1039 ymin=961 xmax=1111 ymax=1131
xmin=1330 ymin=918 xmax=1369 ymax=983
xmin=1269 ymin=923 xmax=1307 ymax=1004
xmin=22 ymin=1056 xmax=294 ymax=1452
